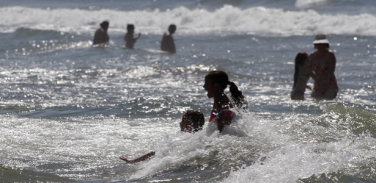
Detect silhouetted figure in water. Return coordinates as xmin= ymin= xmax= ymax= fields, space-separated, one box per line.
xmin=93 ymin=21 xmax=109 ymax=45
xmin=310 ymin=34 xmax=338 ymax=100
xmin=290 ymin=52 xmax=315 ymax=100
xmin=161 ymin=24 xmax=176 ymax=53
xmin=203 ymin=70 xmax=245 ymax=132
xmin=124 ymin=24 xmax=141 ymax=49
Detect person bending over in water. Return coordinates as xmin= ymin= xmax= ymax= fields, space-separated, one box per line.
xmin=124 ymin=24 xmax=141 ymax=49
xmin=203 ymin=70 xmax=245 ymax=132
xmin=93 ymin=21 xmax=110 ymax=45
xmin=290 ymin=52 xmax=316 ymax=100
xmin=119 ymin=110 xmax=205 ymax=164
xmin=160 ymin=24 xmax=176 ymax=53
xmin=310 ymin=34 xmax=339 ymax=100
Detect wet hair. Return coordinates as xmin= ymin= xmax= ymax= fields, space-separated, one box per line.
xmin=100 ymin=21 xmax=109 ymax=29
xmin=293 ymin=52 xmax=309 ymax=88
xmin=127 ymin=24 xmax=135 ymax=32
xmin=168 ymin=24 xmax=177 ymax=34
xmin=181 ymin=110 xmax=205 ymax=132
xmin=205 ymin=70 xmax=245 ymax=107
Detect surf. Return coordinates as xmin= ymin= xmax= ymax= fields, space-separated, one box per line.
xmin=2 ymin=5 xmax=376 ymax=36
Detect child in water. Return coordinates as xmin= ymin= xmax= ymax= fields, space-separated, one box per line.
xmin=124 ymin=24 xmax=141 ymax=49
xmin=119 ymin=110 xmax=205 ymax=164
xmin=203 ymin=70 xmax=245 ymax=132
xmin=290 ymin=52 xmax=316 ymax=100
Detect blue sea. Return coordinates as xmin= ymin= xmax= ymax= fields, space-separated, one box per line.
xmin=1 ymin=0 xmax=376 ymax=182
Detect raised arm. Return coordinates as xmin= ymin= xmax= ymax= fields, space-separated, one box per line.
xmin=135 ymin=33 xmax=141 ymax=40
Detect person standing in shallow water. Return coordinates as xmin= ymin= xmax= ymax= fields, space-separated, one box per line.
xmin=309 ymin=34 xmax=339 ymax=100
xmin=290 ymin=52 xmax=316 ymax=100
xmin=93 ymin=21 xmax=109 ymax=45
xmin=124 ymin=24 xmax=141 ymax=49
xmin=161 ymin=24 xmax=176 ymax=53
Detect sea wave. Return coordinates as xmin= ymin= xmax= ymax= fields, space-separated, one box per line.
xmin=0 ymin=166 xmax=74 ymax=182
xmin=2 ymin=5 xmax=376 ymax=36
xmin=13 ymin=27 xmax=63 ymax=39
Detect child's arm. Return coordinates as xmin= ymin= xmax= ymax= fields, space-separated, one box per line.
xmin=119 ymin=151 xmax=155 ymax=164
xmin=133 ymin=33 xmax=141 ymax=40
xmin=135 ymin=33 xmax=141 ymax=39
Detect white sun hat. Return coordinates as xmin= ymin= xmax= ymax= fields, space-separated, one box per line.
xmin=313 ymin=34 xmax=329 ymax=44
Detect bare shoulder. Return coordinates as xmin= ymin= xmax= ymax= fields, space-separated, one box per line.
xmin=309 ymin=51 xmax=318 ymax=58
xmin=96 ymin=28 xmax=104 ymax=33
xmin=163 ymin=31 xmax=171 ymax=36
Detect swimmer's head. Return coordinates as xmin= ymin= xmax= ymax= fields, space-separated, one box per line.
xmin=127 ymin=24 xmax=135 ymax=32
xmin=205 ymin=70 xmax=230 ymax=91
xmin=295 ymin=52 xmax=309 ymax=66
xmin=168 ymin=24 xmax=177 ymax=34
xmin=180 ymin=110 xmax=205 ymax=133
xmin=100 ymin=21 xmax=109 ymax=31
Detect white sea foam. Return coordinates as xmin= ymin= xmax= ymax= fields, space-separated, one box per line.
xmin=220 ymin=135 xmax=376 ymax=183
xmin=2 ymin=5 xmax=376 ymax=36
xmin=219 ymin=112 xmax=376 ymax=183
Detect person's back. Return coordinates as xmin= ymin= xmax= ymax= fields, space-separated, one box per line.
xmin=293 ymin=65 xmax=311 ymax=91
xmin=124 ymin=32 xmax=135 ymax=49
xmin=93 ymin=21 xmax=109 ymax=45
xmin=161 ymin=24 xmax=176 ymax=53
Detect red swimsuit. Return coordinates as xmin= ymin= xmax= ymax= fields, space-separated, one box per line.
xmin=209 ymin=109 xmax=235 ymax=123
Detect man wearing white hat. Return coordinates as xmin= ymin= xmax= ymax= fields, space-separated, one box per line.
xmin=309 ymin=34 xmax=338 ymax=100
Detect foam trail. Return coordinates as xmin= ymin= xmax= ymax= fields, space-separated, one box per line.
xmin=2 ymin=5 xmax=376 ymax=36
xmin=219 ymin=126 xmax=376 ymax=182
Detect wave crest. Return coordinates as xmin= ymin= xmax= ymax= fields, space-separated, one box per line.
xmin=2 ymin=5 xmax=376 ymax=36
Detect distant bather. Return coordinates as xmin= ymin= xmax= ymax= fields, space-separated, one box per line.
xmin=93 ymin=21 xmax=109 ymax=45
xmin=160 ymin=24 xmax=176 ymax=53
xmin=124 ymin=24 xmax=141 ymax=49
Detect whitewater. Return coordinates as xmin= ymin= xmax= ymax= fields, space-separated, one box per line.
xmin=1 ymin=0 xmax=376 ymax=182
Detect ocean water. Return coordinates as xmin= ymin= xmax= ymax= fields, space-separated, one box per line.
xmin=1 ymin=0 xmax=376 ymax=182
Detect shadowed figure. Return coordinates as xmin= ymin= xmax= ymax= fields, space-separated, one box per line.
xmin=203 ymin=70 xmax=245 ymax=132
xmin=124 ymin=24 xmax=141 ymax=49
xmin=309 ymin=34 xmax=338 ymax=100
xmin=290 ymin=52 xmax=316 ymax=100
xmin=161 ymin=24 xmax=176 ymax=53
xmin=93 ymin=21 xmax=109 ymax=45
